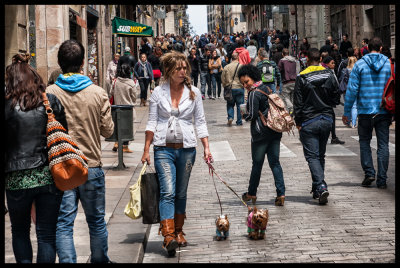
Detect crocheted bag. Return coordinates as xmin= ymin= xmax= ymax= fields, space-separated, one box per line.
xmin=42 ymin=92 xmax=88 ymax=191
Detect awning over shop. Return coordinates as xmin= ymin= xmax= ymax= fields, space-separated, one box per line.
xmin=112 ymin=16 xmax=153 ymax=37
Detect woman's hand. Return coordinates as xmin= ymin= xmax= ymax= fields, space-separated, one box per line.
xmin=204 ymin=147 xmax=213 ymax=164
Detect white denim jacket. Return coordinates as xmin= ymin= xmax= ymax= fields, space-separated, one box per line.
xmin=145 ymin=82 xmax=209 ymax=148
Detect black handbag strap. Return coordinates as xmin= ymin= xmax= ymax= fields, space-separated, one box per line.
xmin=229 ymin=63 xmax=240 ymax=88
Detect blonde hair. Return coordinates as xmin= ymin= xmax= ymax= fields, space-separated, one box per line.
xmin=160 ymin=51 xmax=195 ymax=100
xmin=347 ymin=56 xmax=357 ymax=70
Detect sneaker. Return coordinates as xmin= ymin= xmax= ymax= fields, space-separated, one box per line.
xmin=318 ymin=190 xmax=329 ymax=205
xmin=361 ymin=176 xmax=375 ymax=187
xmin=227 ymin=118 xmax=233 ymax=126
xmin=202 ymin=95 xmax=205 ymax=100
xmin=331 ymin=137 xmax=345 ymax=144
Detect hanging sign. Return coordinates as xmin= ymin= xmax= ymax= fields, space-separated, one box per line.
xmin=112 ymin=16 xmax=153 ymax=37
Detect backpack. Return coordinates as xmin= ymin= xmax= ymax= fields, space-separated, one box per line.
xmin=258 ymin=60 xmax=275 ymax=83
xmin=381 ymin=60 xmax=395 ymax=114
xmin=255 ymin=89 xmax=295 ymax=134
xmin=338 ymin=68 xmax=350 ymax=94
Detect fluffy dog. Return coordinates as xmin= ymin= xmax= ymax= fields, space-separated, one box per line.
xmin=215 ymin=215 xmax=230 ymax=241
xmin=247 ymin=207 xmax=269 ymax=240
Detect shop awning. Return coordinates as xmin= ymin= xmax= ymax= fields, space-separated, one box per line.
xmin=112 ymin=16 xmax=153 ymax=37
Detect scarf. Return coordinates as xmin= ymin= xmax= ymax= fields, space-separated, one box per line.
xmin=250 ymin=81 xmax=263 ymax=91
xmin=140 ymin=61 xmax=148 ymax=78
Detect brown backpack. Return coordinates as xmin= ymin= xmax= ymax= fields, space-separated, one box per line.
xmin=255 ymin=89 xmax=295 ymax=134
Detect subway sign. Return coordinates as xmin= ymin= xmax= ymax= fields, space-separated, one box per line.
xmin=112 ymin=16 xmax=153 ymax=37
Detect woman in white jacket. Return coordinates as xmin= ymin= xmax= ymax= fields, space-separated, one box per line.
xmin=141 ymin=51 xmax=213 ymax=257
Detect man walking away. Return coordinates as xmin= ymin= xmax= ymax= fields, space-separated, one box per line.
xmin=293 ymin=48 xmax=341 ymax=205
xmin=221 ymin=52 xmax=243 ymax=126
xmin=233 ymin=39 xmax=251 ymax=65
xmin=342 ymin=37 xmax=392 ymax=189
xmin=278 ymin=48 xmax=300 ymax=115
xmin=256 ymin=49 xmax=281 ymax=93
xmin=118 ymin=47 xmax=136 ymax=77
xmin=46 ymin=40 xmax=115 ymax=263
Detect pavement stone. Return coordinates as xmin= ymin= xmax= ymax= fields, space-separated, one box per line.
xmin=4 ymin=96 xmax=395 ymax=263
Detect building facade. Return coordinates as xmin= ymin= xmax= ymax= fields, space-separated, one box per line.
xmin=4 ymin=5 xmax=189 ymax=89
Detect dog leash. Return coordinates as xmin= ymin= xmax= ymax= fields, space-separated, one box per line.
xmin=207 ymin=158 xmax=250 ymax=210
xmin=209 ymin=163 xmax=223 ymax=215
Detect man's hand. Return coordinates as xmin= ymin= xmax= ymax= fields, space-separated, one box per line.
xmin=296 ymin=125 xmax=301 ymax=131
xmin=342 ymin=115 xmax=350 ymax=126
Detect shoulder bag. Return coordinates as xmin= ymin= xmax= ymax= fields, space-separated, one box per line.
xmin=224 ymin=63 xmax=240 ymax=102
xmin=42 ymin=92 xmax=89 ymax=191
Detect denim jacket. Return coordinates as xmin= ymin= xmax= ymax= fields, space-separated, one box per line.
xmin=145 ymin=82 xmax=209 ymax=148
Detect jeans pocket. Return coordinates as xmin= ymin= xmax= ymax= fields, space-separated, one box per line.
xmin=85 ymin=168 xmax=105 ymax=191
xmin=6 ymin=189 xmax=26 ymax=202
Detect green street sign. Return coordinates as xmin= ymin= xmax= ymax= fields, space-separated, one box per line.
xmin=112 ymin=16 xmax=153 ymax=37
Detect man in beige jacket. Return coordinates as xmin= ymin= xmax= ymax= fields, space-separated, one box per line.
xmin=221 ymin=52 xmax=243 ymax=126
xmin=46 ymin=40 xmax=115 ymax=263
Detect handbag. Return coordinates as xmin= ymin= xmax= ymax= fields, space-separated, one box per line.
xmin=141 ymin=164 xmax=160 ymax=224
xmin=124 ymin=163 xmax=147 ymax=219
xmin=224 ymin=62 xmax=240 ymax=102
xmin=42 ymin=92 xmax=89 ymax=191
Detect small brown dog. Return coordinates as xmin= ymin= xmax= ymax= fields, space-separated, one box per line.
xmin=215 ymin=215 xmax=230 ymax=241
xmin=247 ymin=207 xmax=269 ymax=240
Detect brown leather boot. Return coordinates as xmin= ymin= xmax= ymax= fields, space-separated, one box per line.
xmin=123 ymin=145 xmax=133 ymax=153
xmin=174 ymin=213 xmax=187 ymax=247
xmin=159 ymin=219 xmax=178 ymax=256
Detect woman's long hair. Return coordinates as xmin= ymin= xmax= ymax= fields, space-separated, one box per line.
xmin=160 ymin=51 xmax=195 ymax=100
xmin=5 ymin=53 xmax=46 ymax=111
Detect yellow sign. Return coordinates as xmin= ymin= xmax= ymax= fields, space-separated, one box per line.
xmin=231 ymin=19 xmax=234 ymax=27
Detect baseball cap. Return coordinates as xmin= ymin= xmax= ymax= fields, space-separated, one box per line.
xmin=125 ymin=47 xmax=131 ymax=52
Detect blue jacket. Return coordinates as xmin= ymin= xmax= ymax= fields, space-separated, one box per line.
xmin=133 ymin=61 xmax=154 ymax=80
xmin=344 ymin=53 xmax=391 ymax=117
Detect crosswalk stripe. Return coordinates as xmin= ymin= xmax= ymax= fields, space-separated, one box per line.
xmin=326 ymin=140 xmax=358 ymax=156
xmin=209 ymin=140 xmax=237 ymax=161
xmin=280 ymin=143 xmax=297 ymax=157
xmin=351 ymin=136 xmax=395 ymax=156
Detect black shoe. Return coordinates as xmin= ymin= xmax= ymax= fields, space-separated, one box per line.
xmin=318 ymin=190 xmax=329 ymax=205
xmin=377 ymin=184 xmax=387 ymax=189
xmin=362 ymin=176 xmax=375 ymax=187
xmin=331 ymin=137 xmax=345 ymax=144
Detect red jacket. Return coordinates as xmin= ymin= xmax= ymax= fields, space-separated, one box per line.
xmin=234 ymin=47 xmax=251 ymax=65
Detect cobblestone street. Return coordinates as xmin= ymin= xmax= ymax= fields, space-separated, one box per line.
xmin=143 ymin=98 xmax=396 ymax=263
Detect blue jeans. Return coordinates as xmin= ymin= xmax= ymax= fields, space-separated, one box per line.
xmin=56 ymin=167 xmax=109 ymax=263
xmin=248 ymin=137 xmax=285 ymax=197
xmin=358 ymin=114 xmax=392 ymax=186
xmin=153 ymin=146 xmax=196 ymax=221
xmin=6 ymin=184 xmax=63 ymax=263
xmin=200 ymin=71 xmax=211 ymax=97
xmin=350 ymin=100 xmax=358 ymax=127
xmin=210 ymin=72 xmax=222 ymax=98
xmin=299 ymin=118 xmax=332 ymax=192
xmin=227 ymin=88 xmax=244 ymax=125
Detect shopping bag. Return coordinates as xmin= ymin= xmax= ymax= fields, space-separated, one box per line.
xmin=124 ymin=163 xmax=147 ymax=219
xmin=141 ymin=165 xmax=160 ymax=224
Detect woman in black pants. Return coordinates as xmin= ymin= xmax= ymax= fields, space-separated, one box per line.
xmin=134 ymin=53 xmax=154 ymax=106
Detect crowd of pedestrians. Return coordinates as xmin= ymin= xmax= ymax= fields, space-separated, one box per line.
xmin=5 ymin=26 xmax=395 ymax=262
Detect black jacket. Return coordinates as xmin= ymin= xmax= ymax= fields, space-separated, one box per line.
xmin=243 ymin=84 xmax=282 ymax=142
xmin=293 ymin=68 xmax=340 ymax=127
xmin=5 ymin=93 xmax=67 ymax=173
xmin=188 ymin=54 xmax=200 ymax=73
xmin=199 ymin=54 xmax=210 ymax=72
